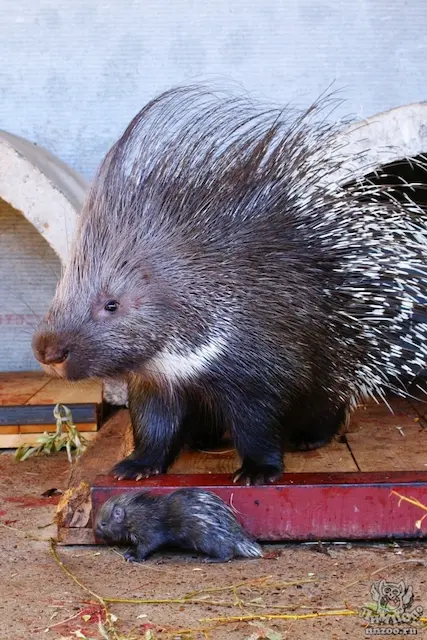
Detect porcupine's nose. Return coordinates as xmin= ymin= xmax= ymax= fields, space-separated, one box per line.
xmin=32 ymin=332 xmax=69 ymax=366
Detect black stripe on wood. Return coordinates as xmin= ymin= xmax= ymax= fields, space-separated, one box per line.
xmin=0 ymin=404 xmax=99 ymax=426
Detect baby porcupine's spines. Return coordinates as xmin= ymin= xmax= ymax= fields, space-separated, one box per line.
xmin=170 ymin=489 xmax=263 ymax=558
xmin=234 ymin=537 xmax=263 ymax=559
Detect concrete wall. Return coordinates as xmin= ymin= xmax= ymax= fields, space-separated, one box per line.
xmin=0 ymin=0 xmax=426 ymax=180
xmin=0 ymin=199 xmax=59 ymax=371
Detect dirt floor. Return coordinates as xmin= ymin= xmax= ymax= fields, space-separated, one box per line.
xmin=1 ymin=451 xmax=427 ymax=640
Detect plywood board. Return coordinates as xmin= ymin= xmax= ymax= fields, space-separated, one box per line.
xmin=347 ymin=424 xmax=427 ymax=472
xmin=0 ymin=431 xmax=98 ymax=448
xmin=346 ymin=397 xmax=427 ymax=471
xmin=0 ymin=371 xmax=49 ymax=405
xmin=169 ymin=438 xmax=357 ymax=474
xmin=19 ymin=422 xmax=98 ymax=433
xmin=27 ymin=377 xmax=102 ymax=405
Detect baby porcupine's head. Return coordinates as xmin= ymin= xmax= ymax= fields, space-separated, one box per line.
xmin=94 ymin=495 xmax=132 ymax=543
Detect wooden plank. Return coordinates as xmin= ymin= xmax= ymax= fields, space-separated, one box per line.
xmin=0 ymin=425 xmax=19 ymax=434
xmin=0 ymin=371 xmax=49 ymax=405
xmin=0 ymin=431 xmax=98 ymax=448
xmin=19 ymin=422 xmax=98 ymax=433
xmin=169 ymin=438 xmax=357 ymax=474
xmin=0 ymin=404 xmax=98 ymax=426
xmin=58 ymin=527 xmax=96 ymax=545
xmin=28 ymin=378 xmax=102 ymax=405
xmin=347 ymin=424 xmax=427 ymax=472
xmin=91 ymin=471 xmax=427 ymax=542
xmin=347 ymin=397 xmax=427 ymax=471
xmin=347 ymin=397 xmax=425 ymax=432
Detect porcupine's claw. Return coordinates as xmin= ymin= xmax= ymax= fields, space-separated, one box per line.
xmin=112 ymin=457 xmax=163 ymax=481
xmin=233 ymin=461 xmax=283 ymax=486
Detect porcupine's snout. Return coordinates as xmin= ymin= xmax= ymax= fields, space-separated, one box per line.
xmin=32 ymin=330 xmax=70 ymax=377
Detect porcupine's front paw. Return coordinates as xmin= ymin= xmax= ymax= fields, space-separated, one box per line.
xmin=112 ymin=455 xmax=166 ymax=481
xmin=233 ymin=459 xmax=283 ymax=486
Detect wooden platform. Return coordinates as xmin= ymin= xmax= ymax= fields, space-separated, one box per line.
xmin=57 ymin=396 xmax=427 ymax=544
xmin=0 ymin=372 xmax=103 ymax=447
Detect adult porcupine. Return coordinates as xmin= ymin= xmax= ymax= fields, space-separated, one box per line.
xmin=32 ymin=85 xmax=427 ymax=485
xmin=95 ymin=488 xmax=263 ymax=562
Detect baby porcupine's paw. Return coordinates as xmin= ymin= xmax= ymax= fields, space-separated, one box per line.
xmin=123 ymin=550 xmax=138 ymax=562
xmin=233 ymin=460 xmax=283 ymax=486
xmin=112 ymin=455 xmax=165 ymax=481
xmin=123 ymin=550 xmax=147 ymax=563
xmin=202 ymin=555 xmax=234 ymax=564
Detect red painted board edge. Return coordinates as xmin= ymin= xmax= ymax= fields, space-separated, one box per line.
xmin=91 ymin=472 xmax=427 ymax=542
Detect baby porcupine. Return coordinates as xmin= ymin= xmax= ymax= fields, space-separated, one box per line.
xmin=94 ymin=488 xmax=263 ymax=563
xmin=33 ymin=85 xmax=427 ymax=486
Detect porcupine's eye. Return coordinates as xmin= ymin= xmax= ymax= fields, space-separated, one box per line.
xmin=104 ymin=300 xmax=119 ymax=313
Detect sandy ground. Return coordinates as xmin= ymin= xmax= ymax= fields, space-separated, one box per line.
xmin=1 ymin=451 xmax=427 ymax=640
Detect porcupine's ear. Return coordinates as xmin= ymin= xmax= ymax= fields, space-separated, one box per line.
xmin=112 ymin=504 xmax=125 ymax=523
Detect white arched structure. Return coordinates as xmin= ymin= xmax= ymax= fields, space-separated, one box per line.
xmin=330 ymin=102 xmax=427 ymax=186
xmin=0 ymin=130 xmax=87 ymax=261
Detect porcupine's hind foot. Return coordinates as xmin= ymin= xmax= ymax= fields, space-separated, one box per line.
xmin=288 ymin=401 xmax=348 ymax=452
xmin=290 ymin=433 xmax=335 ymax=451
xmin=182 ymin=399 xmax=230 ymax=451
xmin=225 ymin=391 xmax=285 ymax=486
